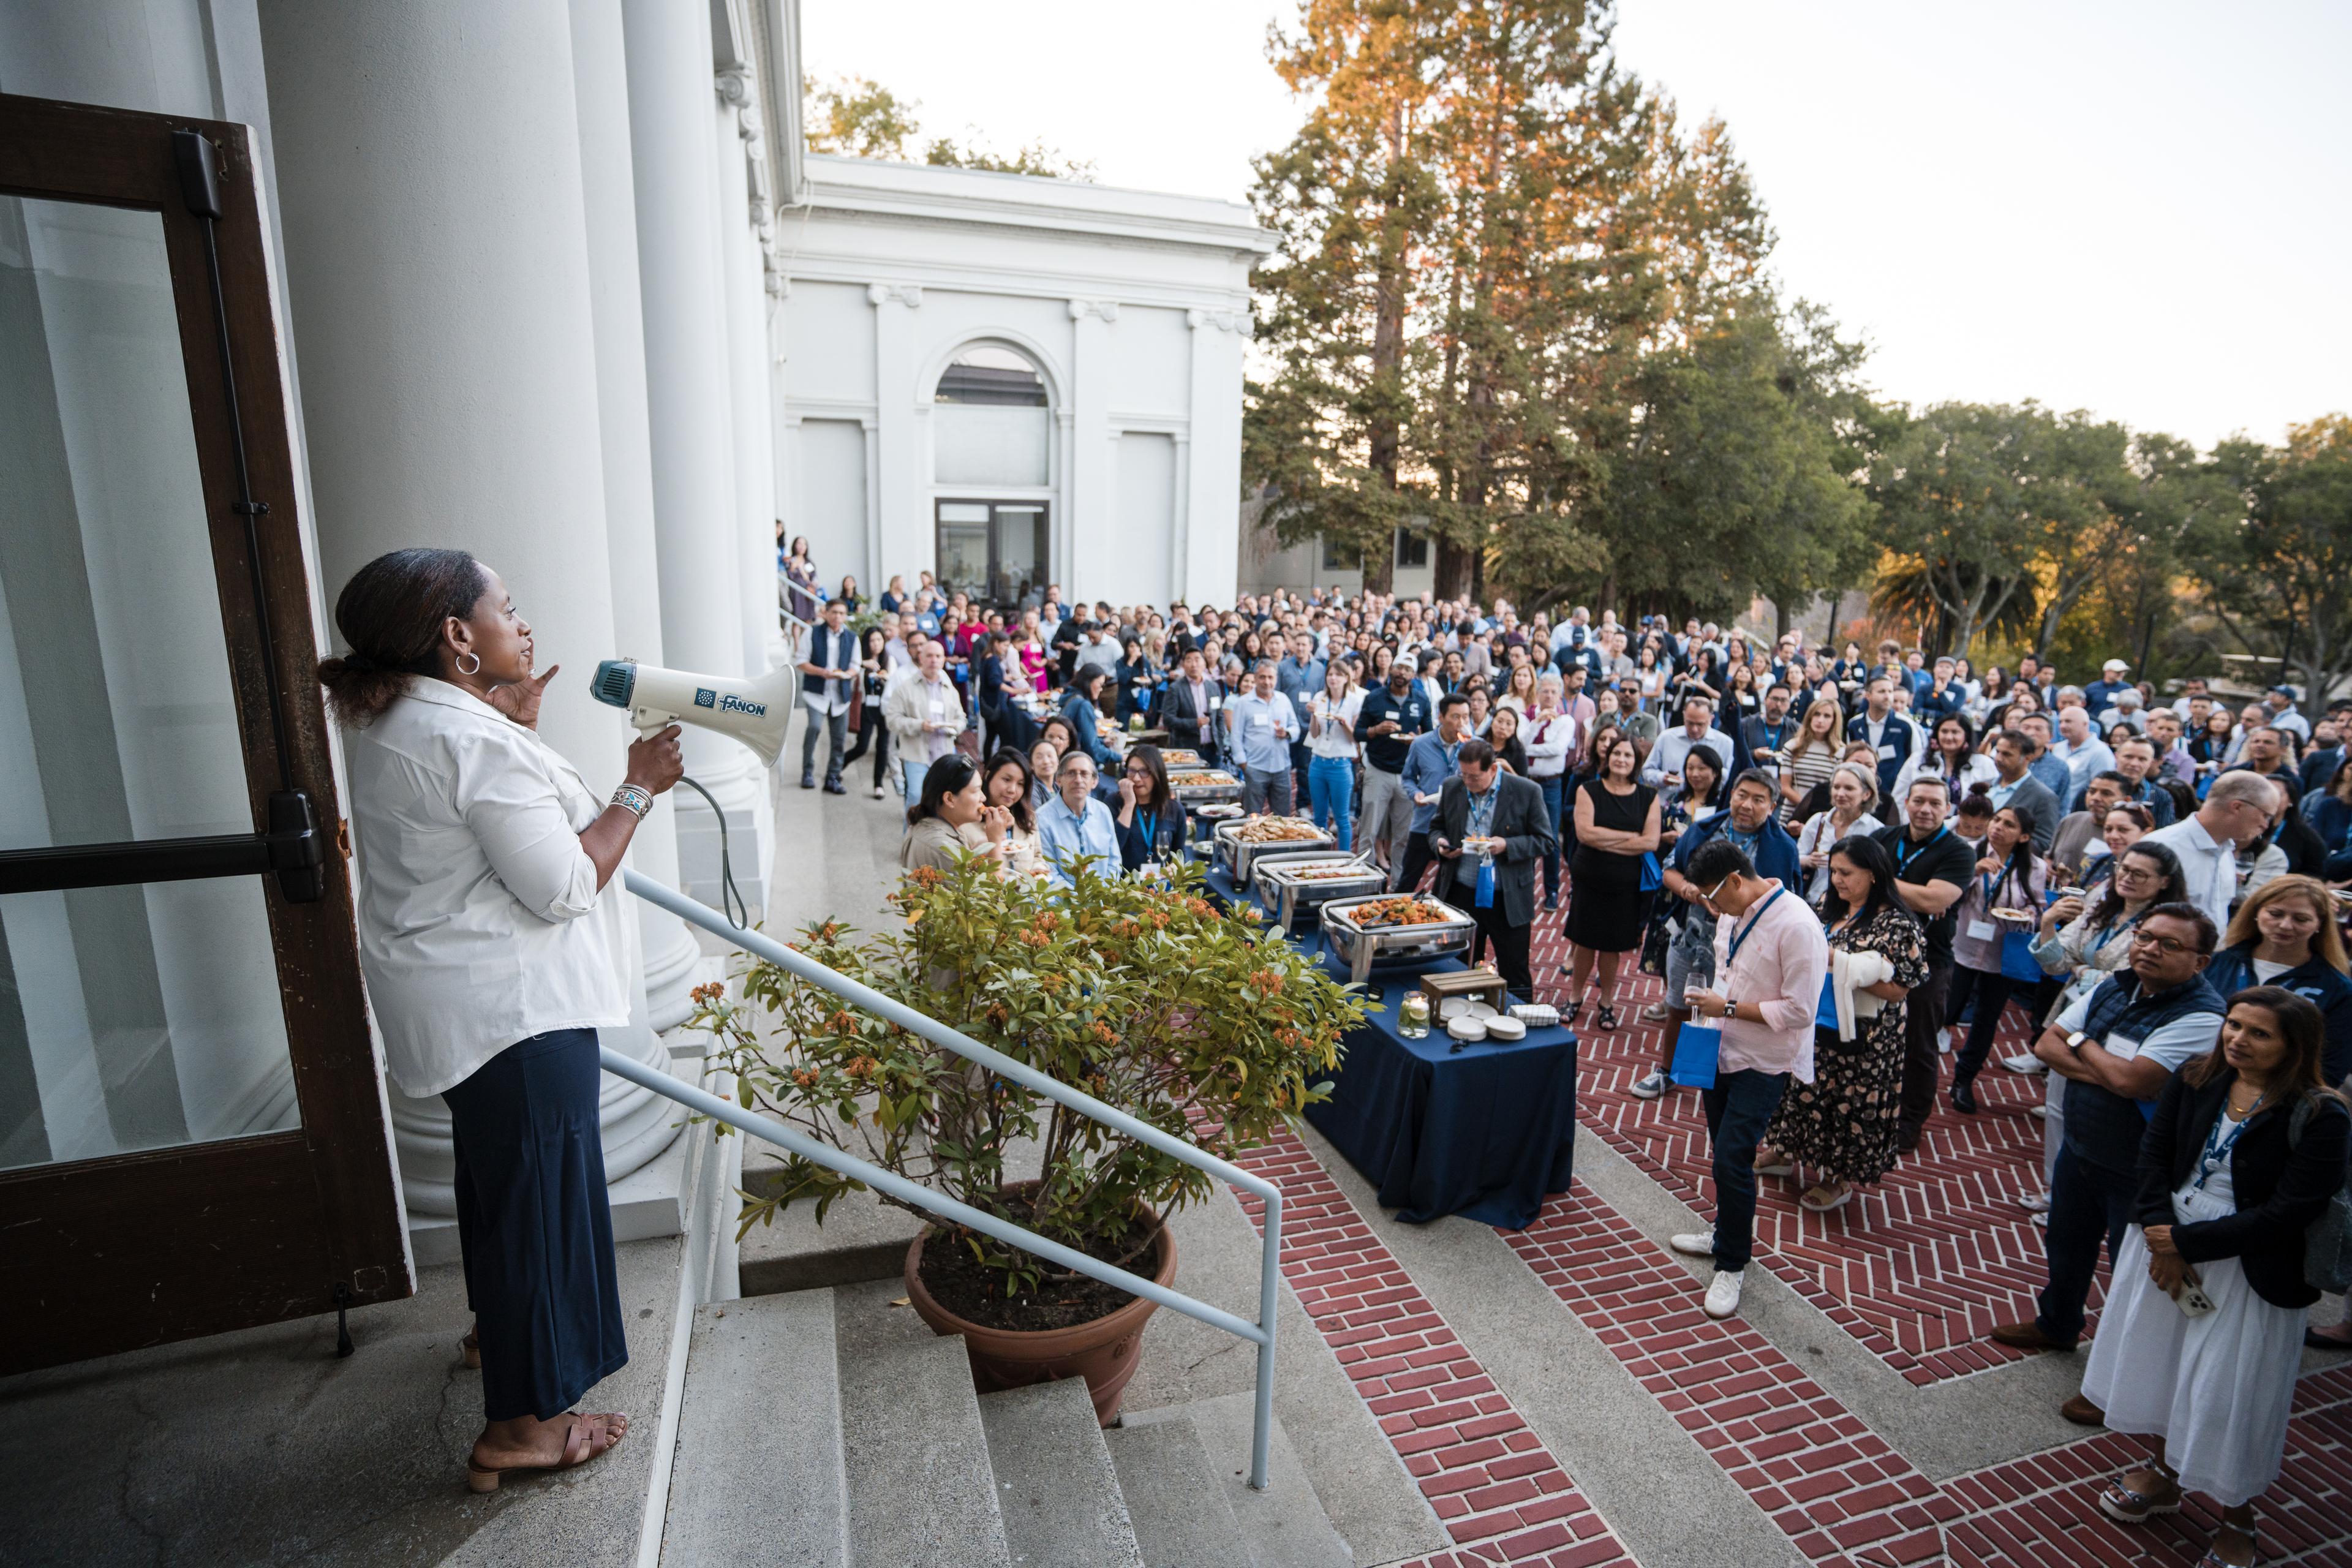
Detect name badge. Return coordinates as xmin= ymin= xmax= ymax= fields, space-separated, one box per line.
xmin=929 ymin=698 xmax=946 ymax=718
xmin=1209 ymin=696 xmax=1222 ymax=710
xmin=1878 ymin=744 xmax=1897 ymax=760
xmin=1966 ymin=919 xmax=1997 ymax=942
xmin=1251 ymin=715 xmax=1271 ymax=731
xmin=2107 ymin=1031 xmax=2144 ymax=1061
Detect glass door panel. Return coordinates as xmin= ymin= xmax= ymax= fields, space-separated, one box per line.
xmin=995 ymin=504 xmax=1047 ymax=608
xmin=935 ymin=500 xmax=992 ymax=603
xmin=0 ymin=195 xmax=298 ymax=1171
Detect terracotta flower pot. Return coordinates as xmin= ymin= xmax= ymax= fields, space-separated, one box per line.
xmin=903 ymin=1199 xmax=1177 ymax=1427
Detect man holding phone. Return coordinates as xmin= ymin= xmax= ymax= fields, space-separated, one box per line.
xmin=1430 ymin=739 xmax=1555 ymax=1001
xmin=1990 ymin=903 xmax=2225 ymax=1425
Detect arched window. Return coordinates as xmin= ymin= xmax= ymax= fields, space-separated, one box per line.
xmin=933 ymin=343 xmax=1049 ymax=488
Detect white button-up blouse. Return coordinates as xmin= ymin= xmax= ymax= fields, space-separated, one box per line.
xmin=344 ymin=677 xmax=635 ymax=1097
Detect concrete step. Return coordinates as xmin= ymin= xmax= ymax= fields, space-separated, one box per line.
xmin=1122 ymin=1395 xmax=1352 ymax=1568
xmin=1106 ymin=1415 xmax=1255 ymax=1568
xmin=837 ymin=1330 xmax=1013 ymax=1568
xmin=979 ymin=1378 xmax=1144 ymax=1568
xmin=663 ymin=1290 xmax=849 ymax=1567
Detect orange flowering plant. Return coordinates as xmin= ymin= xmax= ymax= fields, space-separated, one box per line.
xmin=686 ymin=850 xmax=1366 ymax=1295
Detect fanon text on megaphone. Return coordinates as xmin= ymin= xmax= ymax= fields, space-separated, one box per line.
xmin=590 ymin=658 xmax=792 ymax=769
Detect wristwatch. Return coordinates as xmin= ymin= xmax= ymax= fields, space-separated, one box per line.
xmin=2065 ymin=1030 xmax=2087 ymax=1051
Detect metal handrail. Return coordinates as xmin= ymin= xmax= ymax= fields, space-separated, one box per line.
xmin=617 ymin=869 xmax=1285 ymax=1490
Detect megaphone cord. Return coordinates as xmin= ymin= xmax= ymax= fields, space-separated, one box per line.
xmin=673 ymin=775 xmax=751 ymax=930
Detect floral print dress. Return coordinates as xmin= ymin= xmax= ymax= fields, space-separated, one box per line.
xmin=1766 ymin=899 xmax=1925 ymax=1185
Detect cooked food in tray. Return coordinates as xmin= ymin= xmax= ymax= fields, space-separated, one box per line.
xmin=1287 ymin=864 xmax=1378 ymax=882
xmin=1160 ymin=749 xmax=1203 ymax=768
xmin=1227 ymin=816 xmax=1329 ymax=843
xmin=1172 ymin=769 xmax=1241 ymax=789
xmin=1346 ymin=897 xmax=1456 ymax=929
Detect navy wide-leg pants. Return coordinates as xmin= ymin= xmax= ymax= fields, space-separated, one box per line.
xmin=444 ymin=1028 xmax=627 ymax=1422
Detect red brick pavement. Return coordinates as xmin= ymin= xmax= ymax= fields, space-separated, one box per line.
xmin=1523 ymin=907 xmax=2081 ymax=1384
xmin=1227 ymin=1126 xmax=1640 ymax=1567
xmin=1508 ymin=1182 xmax=1962 ymax=1564
xmin=1939 ymin=1365 xmax=2352 ymax=1566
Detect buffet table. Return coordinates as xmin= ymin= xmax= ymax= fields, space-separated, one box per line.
xmin=1302 ymin=957 xmax=1577 ymax=1229
xmin=1183 ymin=835 xmax=1578 ymax=1229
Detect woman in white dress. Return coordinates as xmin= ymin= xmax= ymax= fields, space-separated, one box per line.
xmin=2081 ymin=987 xmax=2350 ymax=1567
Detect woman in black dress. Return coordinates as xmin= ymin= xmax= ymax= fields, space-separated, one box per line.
xmin=1566 ymin=730 xmax=1661 ymax=1028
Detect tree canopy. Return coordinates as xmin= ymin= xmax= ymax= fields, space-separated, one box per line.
xmin=802 ymin=75 xmax=1094 ymax=180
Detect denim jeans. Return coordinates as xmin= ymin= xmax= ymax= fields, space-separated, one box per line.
xmin=1536 ymin=774 xmax=1564 ymax=900
xmin=2035 ymin=1144 xmax=2136 ymax=1346
xmin=1701 ymin=1068 xmax=1792 ymax=1273
xmin=1308 ymin=755 xmax=1355 ymax=850
xmin=900 ymin=757 xmax=930 ymax=812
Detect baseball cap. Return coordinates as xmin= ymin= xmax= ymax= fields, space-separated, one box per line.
xmin=2101 ymin=658 xmax=2128 ymax=672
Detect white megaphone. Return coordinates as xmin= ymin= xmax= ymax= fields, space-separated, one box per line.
xmin=590 ymin=658 xmax=793 ymax=768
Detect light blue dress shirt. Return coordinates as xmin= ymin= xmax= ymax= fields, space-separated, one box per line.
xmin=1036 ymin=793 xmax=1121 ymax=888
xmin=1225 ymin=692 xmax=1300 ymax=774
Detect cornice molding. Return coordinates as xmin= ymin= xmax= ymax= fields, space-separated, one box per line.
xmin=867 ymin=282 xmax=925 ymax=309
xmin=1186 ymin=307 xmax=1252 ymax=336
xmin=1068 ymin=297 xmax=1120 ymax=324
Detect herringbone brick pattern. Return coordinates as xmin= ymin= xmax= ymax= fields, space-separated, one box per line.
xmin=1523 ymin=907 xmax=2078 ymax=1384
xmin=1507 ymin=1185 xmax=1961 ymax=1564
xmin=1938 ymin=1365 xmax=2352 ymax=1566
xmin=1226 ymin=1127 xmax=1639 ymax=1567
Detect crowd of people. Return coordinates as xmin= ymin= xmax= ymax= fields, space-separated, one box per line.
xmin=778 ymin=545 xmax=2352 ymax=1568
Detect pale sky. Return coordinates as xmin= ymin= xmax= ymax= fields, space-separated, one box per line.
xmin=802 ymin=0 xmax=2348 ymax=450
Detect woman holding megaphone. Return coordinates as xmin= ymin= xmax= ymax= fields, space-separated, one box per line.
xmin=318 ymin=548 xmax=683 ymax=1493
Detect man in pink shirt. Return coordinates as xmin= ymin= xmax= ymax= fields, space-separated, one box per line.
xmin=1671 ymin=834 xmax=1830 ymax=1319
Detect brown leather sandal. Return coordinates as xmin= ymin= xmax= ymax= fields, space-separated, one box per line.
xmin=466 ymin=1412 xmax=626 ymax=1493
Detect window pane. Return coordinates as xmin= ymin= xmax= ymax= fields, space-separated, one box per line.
xmin=0 ymin=197 xmax=254 ymax=848
xmin=936 ymin=519 xmax=989 ymax=603
xmin=0 ymin=197 xmax=297 ymax=1169
xmin=995 ymin=506 xmax=1047 ymax=606
xmin=935 ymin=404 xmax=1049 ymax=487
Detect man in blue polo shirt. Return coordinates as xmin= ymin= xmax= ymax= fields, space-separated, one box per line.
xmin=1991 ymin=903 xmax=2225 ymax=1430
xmin=1392 ymin=692 xmax=1469 ymax=894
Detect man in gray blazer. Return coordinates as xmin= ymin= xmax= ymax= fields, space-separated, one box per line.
xmin=1431 ymin=739 xmax=1558 ymax=1001
xmin=1985 ymin=728 xmax=2063 ymax=855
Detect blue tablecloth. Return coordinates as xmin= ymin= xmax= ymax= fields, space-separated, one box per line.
xmin=1303 ymin=956 xmax=1577 ymax=1229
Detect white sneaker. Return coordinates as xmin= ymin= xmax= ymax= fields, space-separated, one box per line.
xmin=1703 ymin=1270 xmax=1744 ymax=1319
xmin=2030 ymin=1211 xmax=2048 ymax=1229
xmin=1629 ymin=1070 xmax=1671 ymax=1101
xmin=2000 ymin=1052 xmax=2046 ymax=1075
xmin=2027 ymin=1104 xmax=2049 ymax=1120
xmin=2018 ymin=1193 xmax=2051 ymax=1213
xmin=1936 ymin=1028 xmax=1951 ymax=1054
xmin=1669 ymin=1231 xmax=1716 ymax=1258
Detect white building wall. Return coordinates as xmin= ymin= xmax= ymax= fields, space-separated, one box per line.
xmin=774 ymin=156 xmax=1270 ymax=611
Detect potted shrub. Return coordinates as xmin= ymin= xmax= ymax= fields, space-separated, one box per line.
xmin=688 ymin=851 xmax=1368 ymax=1422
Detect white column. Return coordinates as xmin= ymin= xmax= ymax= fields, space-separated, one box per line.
xmin=1068 ymin=298 xmax=1118 ymax=597
xmin=621 ymin=0 xmax=769 ymax=916
xmin=716 ymin=72 xmax=780 ymax=684
xmin=257 ymin=0 xmax=679 ymax=1211
xmin=870 ymin=285 xmax=925 ymax=583
xmin=569 ymin=0 xmax=701 ymax=1032
xmin=1185 ymin=307 xmax=1250 ymax=605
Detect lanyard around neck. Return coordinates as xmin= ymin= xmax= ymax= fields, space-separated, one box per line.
xmin=1724 ymin=886 xmax=1785 ymax=968
xmin=1894 ymin=827 xmax=1947 ymax=870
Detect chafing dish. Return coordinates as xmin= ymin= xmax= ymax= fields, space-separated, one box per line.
xmin=1159 ymin=748 xmax=1204 ymax=769
xmin=1213 ymin=815 xmax=1337 ymax=885
xmin=1319 ymin=894 xmax=1477 ymax=984
xmin=1250 ymin=852 xmax=1389 ymax=931
xmin=1169 ymin=767 xmax=1243 ymax=806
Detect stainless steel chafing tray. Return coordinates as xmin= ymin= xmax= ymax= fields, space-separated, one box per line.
xmin=1213 ymin=815 xmax=1337 ymax=885
xmin=1319 ymin=894 xmax=1477 ymax=984
xmin=1250 ymin=853 xmax=1389 ymax=931
xmin=1159 ymin=748 xmax=1204 ymax=769
xmin=1168 ymin=767 xmax=1244 ymax=805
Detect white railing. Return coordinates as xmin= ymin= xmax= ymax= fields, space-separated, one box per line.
xmin=615 ymin=869 xmax=1286 ymax=1490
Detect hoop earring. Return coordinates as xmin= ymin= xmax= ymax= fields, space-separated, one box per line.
xmin=456 ymin=650 xmax=481 ymax=676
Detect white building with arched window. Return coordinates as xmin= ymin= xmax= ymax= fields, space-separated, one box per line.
xmin=775 ymin=155 xmax=1272 ymax=612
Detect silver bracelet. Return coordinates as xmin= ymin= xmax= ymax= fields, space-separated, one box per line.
xmin=610 ymin=783 xmax=654 ymax=820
